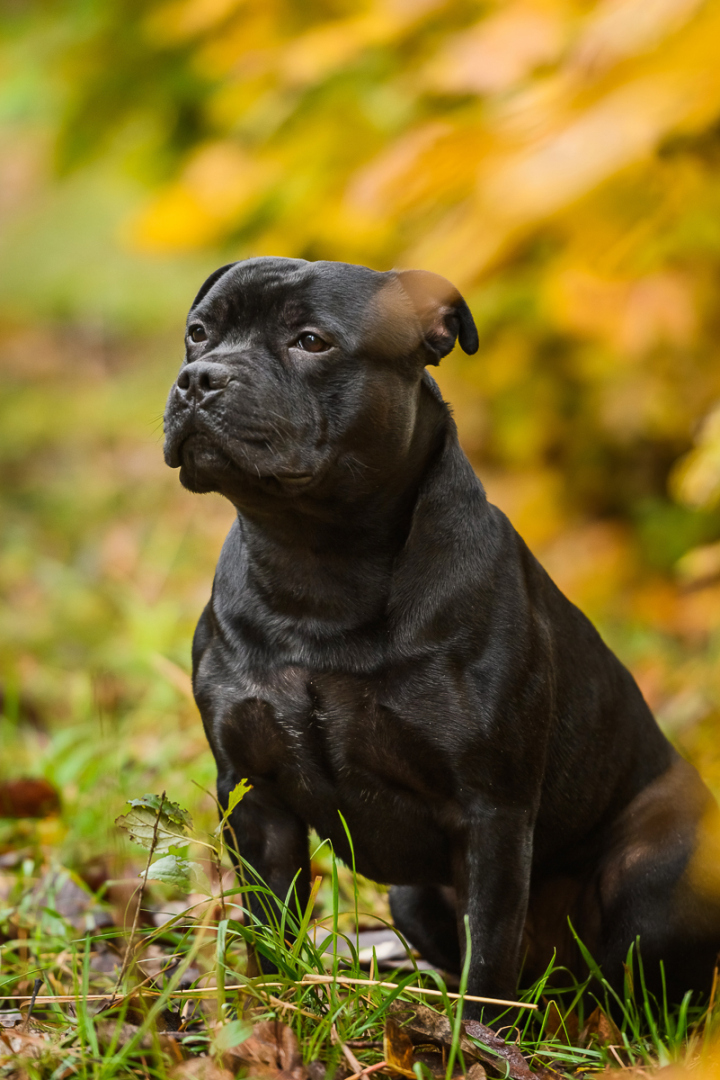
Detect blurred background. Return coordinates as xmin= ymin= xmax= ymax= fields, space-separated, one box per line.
xmin=2 ymin=0 xmax=720 ymax=873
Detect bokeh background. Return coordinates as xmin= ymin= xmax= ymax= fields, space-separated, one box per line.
xmin=2 ymin=0 xmax=720 ymax=871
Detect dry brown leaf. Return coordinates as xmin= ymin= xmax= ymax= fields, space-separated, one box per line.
xmin=387 ymin=1002 xmax=539 ymax=1080
xmin=171 ymin=1057 xmax=235 ymax=1080
xmin=0 ymin=778 xmax=60 ymax=819
xmin=464 ymin=1019 xmax=538 ymax=1080
xmin=383 ymin=1015 xmax=416 ymax=1077
xmin=542 ymin=1001 xmax=579 ymax=1043
xmin=579 ymin=1006 xmax=622 ymax=1048
xmin=96 ymin=1020 xmax=154 ymax=1050
xmin=222 ymin=1020 xmax=308 ymax=1080
xmin=466 ymin=1065 xmax=487 ymax=1080
xmin=95 ymin=1020 xmax=185 ymax=1062
xmin=0 ymin=1027 xmax=52 ymax=1063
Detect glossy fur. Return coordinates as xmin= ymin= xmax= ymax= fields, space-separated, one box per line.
xmin=164 ymin=257 xmax=720 ymax=1016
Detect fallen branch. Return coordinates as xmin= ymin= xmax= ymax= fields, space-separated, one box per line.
xmin=344 ymin=1059 xmax=389 ymax=1080
xmin=4 ymin=975 xmax=536 ymax=1010
xmin=299 ymin=975 xmax=537 ymax=1009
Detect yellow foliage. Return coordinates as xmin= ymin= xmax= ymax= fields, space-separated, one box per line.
xmin=146 ymin=0 xmax=249 ymax=43
xmin=548 ymin=270 xmax=696 ymax=356
xmin=427 ymin=5 xmax=567 ymax=96
xmin=673 ymin=404 xmax=720 ymax=509
xmin=127 ymin=142 xmax=277 ymax=251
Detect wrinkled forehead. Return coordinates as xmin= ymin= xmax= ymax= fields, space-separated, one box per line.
xmin=190 ymin=258 xmax=393 ymax=340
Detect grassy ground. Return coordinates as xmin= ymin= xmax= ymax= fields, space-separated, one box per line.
xmin=2 ymin=324 xmax=720 ymax=1077
xmin=2 ymin=788 xmax=720 ymax=1080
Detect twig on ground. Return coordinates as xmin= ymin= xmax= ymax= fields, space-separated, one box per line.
xmin=7 ymin=976 xmax=536 ymax=1010
xmin=332 ymin=1022 xmax=363 ymax=1074
xmin=344 ymin=1059 xmax=388 ymax=1080
xmin=300 ymin=975 xmax=537 ymax=1009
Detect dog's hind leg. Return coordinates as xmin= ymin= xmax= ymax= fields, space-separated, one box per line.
xmin=389 ymin=885 xmax=461 ymax=973
xmin=595 ymin=756 xmax=720 ymax=1003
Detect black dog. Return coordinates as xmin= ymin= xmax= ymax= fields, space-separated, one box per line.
xmin=164 ymin=257 xmax=720 ymax=1015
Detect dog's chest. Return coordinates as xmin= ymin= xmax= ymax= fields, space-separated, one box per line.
xmin=215 ymin=662 xmax=461 ymax=882
xmin=218 ymin=663 xmax=458 ymax=793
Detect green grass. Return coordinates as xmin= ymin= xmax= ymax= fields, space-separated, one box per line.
xmin=1 ymin=789 xmax=718 ymax=1079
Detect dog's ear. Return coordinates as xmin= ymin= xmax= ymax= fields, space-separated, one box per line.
xmin=190 ymin=263 xmax=238 ymax=311
xmin=395 ymin=269 xmax=479 ymax=363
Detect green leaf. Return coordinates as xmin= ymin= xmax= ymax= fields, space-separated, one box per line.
xmin=214 ymin=778 xmax=253 ymax=835
xmin=142 ymin=854 xmax=212 ymax=895
xmin=115 ymin=797 xmax=192 ymax=854
xmin=214 ymin=1018 xmax=253 ymax=1052
xmin=227 ymin=778 xmax=252 ymax=815
xmin=127 ymin=794 xmax=193 ymax=829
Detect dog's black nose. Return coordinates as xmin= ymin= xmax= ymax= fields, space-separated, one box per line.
xmin=176 ymin=362 xmax=232 ymax=404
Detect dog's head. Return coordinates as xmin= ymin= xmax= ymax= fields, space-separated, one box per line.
xmin=164 ymin=257 xmax=478 ymax=506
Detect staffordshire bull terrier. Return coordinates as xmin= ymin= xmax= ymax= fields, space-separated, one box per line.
xmin=164 ymin=257 xmax=720 ymax=1015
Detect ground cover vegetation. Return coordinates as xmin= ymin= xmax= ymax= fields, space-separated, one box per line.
xmin=2 ymin=0 xmax=720 ymax=1074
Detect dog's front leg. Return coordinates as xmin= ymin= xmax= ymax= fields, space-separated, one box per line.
xmin=218 ymin=770 xmax=310 ymax=974
xmin=454 ymin=808 xmax=534 ymax=1021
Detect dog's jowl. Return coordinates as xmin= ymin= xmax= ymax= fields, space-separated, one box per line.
xmin=164 ymin=257 xmax=720 ymax=1015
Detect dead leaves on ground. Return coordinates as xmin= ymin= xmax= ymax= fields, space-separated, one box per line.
xmin=220 ymin=1019 xmax=307 ymax=1079
xmin=0 ymin=998 xmax=681 ymax=1080
xmin=384 ymin=1001 xmax=539 ymax=1080
xmin=579 ymin=1005 xmax=622 ymax=1050
xmin=383 ymin=1000 xmax=624 ymax=1079
xmin=170 ymin=1019 xmax=313 ymax=1080
xmin=0 ymin=1025 xmax=67 ymax=1079
xmin=0 ymin=1004 xmax=540 ymax=1080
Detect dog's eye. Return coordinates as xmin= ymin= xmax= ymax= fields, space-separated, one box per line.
xmin=189 ymin=325 xmax=207 ymax=343
xmin=296 ymin=332 xmax=329 ymax=353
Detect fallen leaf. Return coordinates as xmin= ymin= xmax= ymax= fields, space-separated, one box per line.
xmin=383 ymin=1015 xmax=416 ymax=1077
xmin=467 ymin=1065 xmax=487 ymax=1080
xmin=95 ymin=1020 xmax=185 ymax=1062
xmin=542 ymin=1001 xmax=579 ymax=1042
xmin=579 ymin=1006 xmax=622 ymax=1048
xmin=171 ymin=1058 xmax=234 ymax=1080
xmin=388 ymin=1002 xmax=539 ymax=1080
xmin=464 ymin=1019 xmax=538 ymax=1080
xmin=0 ymin=778 xmax=60 ymax=818
xmin=222 ymin=1019 xmax=308 ymax=1080
xmin=0 ymin=1027 xmax=52 ymax=1062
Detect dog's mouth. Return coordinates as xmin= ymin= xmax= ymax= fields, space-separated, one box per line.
xmin=273 ymin=472 xmax=314 ymax=487
xmin=170 ymin=430 xmax=320 ymax=495
xmin=166 ymin=430 xmax=225 ymax=470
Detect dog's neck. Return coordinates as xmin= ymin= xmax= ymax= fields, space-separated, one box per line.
xmin=231 ymin=386 xmax=451 ymax=629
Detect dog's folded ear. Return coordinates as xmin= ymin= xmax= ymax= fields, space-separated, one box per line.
xmin=395 ymin=269 xmax=479 ymax=363
xmin=190 ymin=263 xmax=239 ymax=311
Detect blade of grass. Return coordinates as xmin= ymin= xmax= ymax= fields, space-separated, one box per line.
xmin=445 ymin=914 xmax=471 ymax=1080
